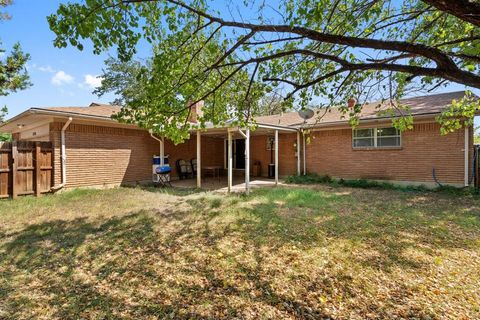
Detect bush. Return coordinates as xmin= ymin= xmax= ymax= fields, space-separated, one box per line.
xmin=285 ymin=174 xmax=332 ymax=184
xmin=285 ymin=174 xmax=476 ymax=194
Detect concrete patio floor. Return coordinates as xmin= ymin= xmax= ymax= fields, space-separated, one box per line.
xmin=170 ymin=176 xmax=285 ymax=192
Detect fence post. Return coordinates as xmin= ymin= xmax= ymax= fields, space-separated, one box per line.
xmin=11 ymin=140 xmax=17 ymax=199
xmin=35 ymin=142 xmax=41 ymax=197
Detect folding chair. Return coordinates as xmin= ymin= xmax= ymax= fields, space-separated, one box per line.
xmin=176 ymin=159 xmax=193 ymax=179
xmin=153 ymin=166 xmax=172 ymax=187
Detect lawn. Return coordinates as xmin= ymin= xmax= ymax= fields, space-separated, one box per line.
xmin=0 ymin=185 xmax=479 ymax=319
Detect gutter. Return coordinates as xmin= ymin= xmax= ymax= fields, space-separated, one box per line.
xmin=51 ymin=117 xmax=73 ymax=191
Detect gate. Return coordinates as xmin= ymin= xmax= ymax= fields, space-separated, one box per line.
xmin=0 ymin=141 xmax=53 ymax=198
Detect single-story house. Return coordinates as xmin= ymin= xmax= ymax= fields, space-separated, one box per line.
xmin=0 ymin=91 xmax=476 ymax=192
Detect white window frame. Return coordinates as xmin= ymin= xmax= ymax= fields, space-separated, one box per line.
xmin=352 ymin=127 xmax=401 ymax=149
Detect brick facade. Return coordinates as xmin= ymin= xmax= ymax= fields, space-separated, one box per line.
xmin=48 ymin=120 xmax=472 ymax=189
xmin=50 ymin=122 xmax=159 ymax=188
xmin=50 ymin=122 xmax=226 ymax=188
xmin=304 ymin=122 xmax=473 ymax=186
xmin=249 ymin=133 xmax=298 ymax=177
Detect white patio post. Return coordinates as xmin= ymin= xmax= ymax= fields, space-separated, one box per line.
xmin=196 ymin=130 xmax=201 ymax=188
xmin=296 ymin=131 xmax=301 ymax=176
xmin=160 ymin=136 xmax=164 ymax=166
xmin=275 ymin=129 xmax=279 ymax=185
xmin=303 ymin=130 xmax=307 ymax=175
xmin=228 ymin=130 xmax=233 ymax=193
xmin=245 ymin=127 xmax=250 ymax=194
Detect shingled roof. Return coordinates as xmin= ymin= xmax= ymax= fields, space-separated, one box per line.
xmin=255 ymin=91 xmax=471 ymax=127
xmin=6 ymin=91 xmax=472 ymax=130
xmin=38 ymin=102 xmax=121 ymax=118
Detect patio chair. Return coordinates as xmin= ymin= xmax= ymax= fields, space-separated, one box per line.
xmin=191 ymin=158 xmax=197 ymax=175
xmin=176 ymin=159 xmax=193 ymax=179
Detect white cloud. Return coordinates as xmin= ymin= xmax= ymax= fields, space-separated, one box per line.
xmin=38 ymin=65 xmax=55 ymax=73
xmin=84 ymin=74 xmax=103 ymax=89
xmin=51 ymin=71 xmax=74 ymax=86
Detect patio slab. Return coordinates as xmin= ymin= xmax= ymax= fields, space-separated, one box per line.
xmin=170 ymin=177 xmax=285 ymax=192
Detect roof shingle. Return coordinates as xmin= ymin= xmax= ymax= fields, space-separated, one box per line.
xmin=255 ymin=91 xmax=470 ymax=127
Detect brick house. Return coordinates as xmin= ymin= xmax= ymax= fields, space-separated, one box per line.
xmin=0 ymin=91 xmax=476 ymax=191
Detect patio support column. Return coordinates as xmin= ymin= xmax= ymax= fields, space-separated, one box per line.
xmin=160 ymin=137 xmax=164 ymax=166
xmin=275 ymin=129 xmax=279 ymax=185
xmin=296 ymin=131 xmax=301 ymax=176
xmin=196 ymin=130 xmax=201 ymax=188
xmin=245 ymin=127 xmax=250 ymax=194
xmin=303 ymin=130 xmax=307 ymax=175
xmin=228 ymin=130 xmax=233 ymax=193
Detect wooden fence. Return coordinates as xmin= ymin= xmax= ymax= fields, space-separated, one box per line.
xmin=0 ymin=141 xmax=53 ymax=199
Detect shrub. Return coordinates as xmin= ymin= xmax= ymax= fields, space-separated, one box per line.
xmin=285 ymin=174 xmax=476 ymax=194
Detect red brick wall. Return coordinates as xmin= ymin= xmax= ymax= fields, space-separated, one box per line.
xmin=249 ymin=133 xmax=298 ymax=177
xmin=305 ymin=122 xmax=469 ymax=186
xmin=164 ymin=134 xmax=225 ymax=177
xmin=50 ymin=123 xmax=226 ymax=188
xmin=48 ymin=121 xmax=472 ymax=188
xmin=50 ymin=122 xmax=159 ymax=188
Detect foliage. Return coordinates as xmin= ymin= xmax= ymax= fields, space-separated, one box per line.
xmin=286 ymin=173 xmax=476 ymax=194
xmin=0 ymin=0 xmax=30 ymax=140
xmin=1 ymin=186 xmax=479 ymax=318
xmin=0 ymin=105 xmax=10 ymax=141
xmin=0 ymin=0 xmax=31 ymax=109
xmin=93 ymin=57 xmax=146 ymax=106
xmin=48 ymin=0 xmax=480 ymax=141
xmin=473 ymin=125 xmax=480 ymax=144
xmin=436 ymin=91 xmax=480 ymax=135
xmin=255 ymin=93 xmax=293 ymax=116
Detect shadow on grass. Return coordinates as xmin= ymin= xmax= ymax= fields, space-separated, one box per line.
xmin=1 ymin=186 xmax=479 ymax=318
xmin=229 ymin=187 xmax=480 ymax=271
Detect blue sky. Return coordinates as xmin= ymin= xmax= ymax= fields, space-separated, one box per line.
xmin=1 ymin=0 xmax=124 ymax=117
xmin=1 ymin=0 xmax=479 ymax=128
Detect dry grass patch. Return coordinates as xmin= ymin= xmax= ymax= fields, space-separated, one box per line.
xmin=0 ymin=185 xmax=479 ymax=319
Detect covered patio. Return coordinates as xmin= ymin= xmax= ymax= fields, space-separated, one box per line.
xmin=157 ymin=123 xmax=303 ymax=193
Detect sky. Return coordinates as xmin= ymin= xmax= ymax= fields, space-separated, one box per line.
xmin=1 ymin=0 xmax=479 ymax=128
xmin=0 ymin=0 xmax=124 ymax=117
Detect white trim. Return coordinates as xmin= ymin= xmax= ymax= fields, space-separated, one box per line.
xmin=257 ymin=123 xmax=298 ymax=132
xmin=275 ymin=130 xmax=279 ymax=185
xmin=296 ymin=131 xmax=301 ymax=176
xmin=197 ymin=130 xmax=201 ymax=188
xmin=303 ymin=130 xmax=306 ymax=175
xmin=245 ymin=128 xmax=250 ymax=194
xmin=352 ymin=127 xmax=401 ymax=149
xmin=228 ymin=131 xmax=233 ymax=193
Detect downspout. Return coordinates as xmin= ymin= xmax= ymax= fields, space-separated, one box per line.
xmin=149 ymin=130 xmax=164 ymax=166
xmin=51 ymin=117 xmax=72 ymax=191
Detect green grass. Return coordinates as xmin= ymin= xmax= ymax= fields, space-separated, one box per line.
xmin=1 ymin=185 xmax=479 ymax=319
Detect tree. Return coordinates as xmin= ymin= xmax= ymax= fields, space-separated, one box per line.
xmin=0 ymin=0 xmax=31 ymax=142
xmin=0 ymin=0 xmax=30 ymax=97
xmin=475 ymin=125 xmax=480 ymax=145
xmin=94 ymin=57 xmax=146 ymax=106
xmin=48 ymin=0 xmax=480 ymax=142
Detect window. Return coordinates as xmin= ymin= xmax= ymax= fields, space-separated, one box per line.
xmin=353 ymin=127 xmax=401 ymax=148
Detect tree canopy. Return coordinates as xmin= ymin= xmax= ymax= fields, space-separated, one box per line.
xmin=48 ymin=0 xmax=480 ymax=143
xmin=0 ymin=0 xmax=31 ymax=141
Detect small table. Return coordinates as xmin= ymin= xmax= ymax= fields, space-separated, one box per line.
xmin=202 ymin=166 xmax=223 ymax=180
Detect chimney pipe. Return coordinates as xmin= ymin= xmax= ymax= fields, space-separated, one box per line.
xmin=187 ymin=100 xmax=204 ymax=123
xmin=347 ymin=97 xmax=356 ymax=109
